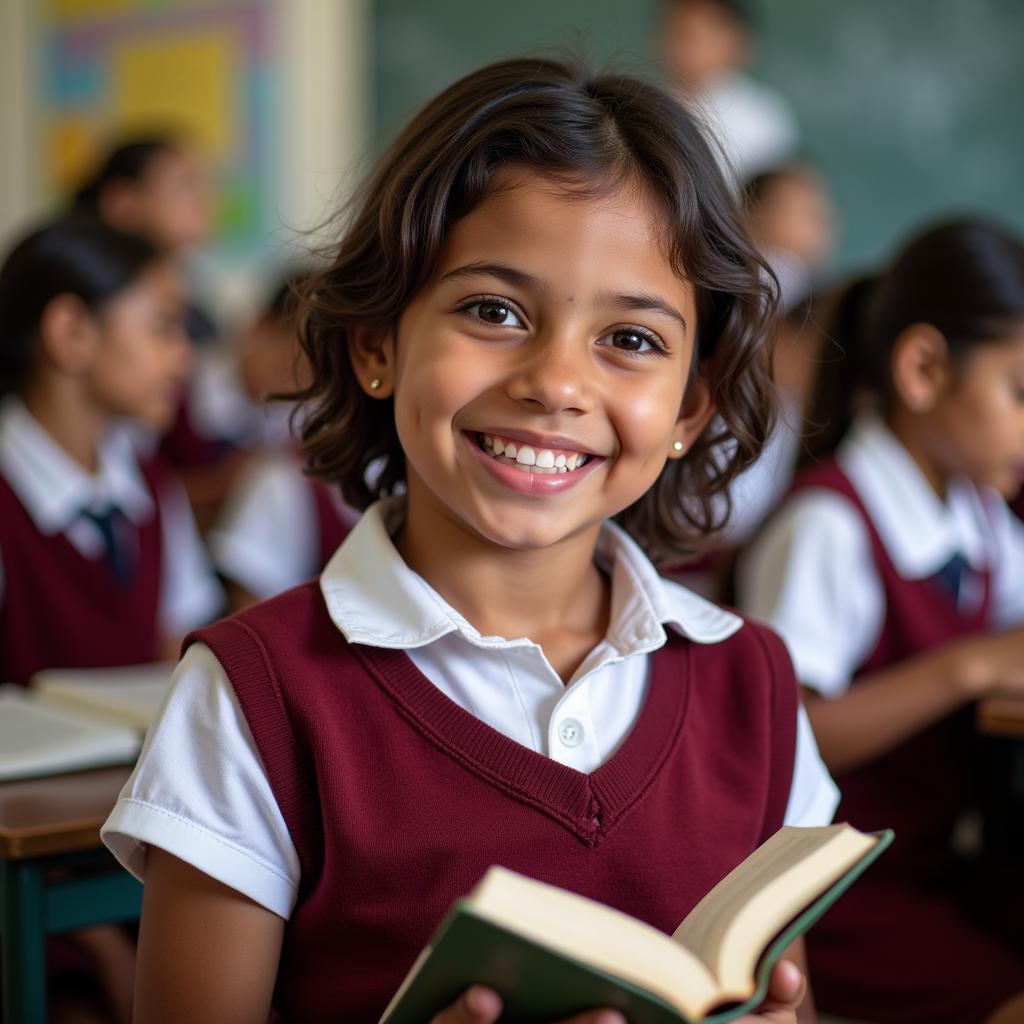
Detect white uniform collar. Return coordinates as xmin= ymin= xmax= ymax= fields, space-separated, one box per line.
xmin=320 ymin=497 xmax=742 ymax=654
xmin=0 ymin=396 xmax=154 ymax=535
xmin=837 ymin=410 xmax=993 ymax=578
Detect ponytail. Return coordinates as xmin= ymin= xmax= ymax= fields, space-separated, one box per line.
xmin=799 ymin=274 xmax=879 ymax=467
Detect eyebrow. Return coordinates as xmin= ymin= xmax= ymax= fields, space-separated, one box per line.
xmin=441 ymin=261 xmax=687 ymax=335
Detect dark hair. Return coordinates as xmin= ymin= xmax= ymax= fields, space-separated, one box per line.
xmin=295 ymin=57 xmax=778 ymax=563
xmin=802 ymin=219 xmax=1024 ymax=464
xmin=0 ymin=218 xmax=160 ymax=395
xmin=72 ymin=138 xmax=179 ymax=213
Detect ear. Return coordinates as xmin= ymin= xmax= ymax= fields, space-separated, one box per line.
xmin=38 ymin=294 xmax=100 ymax=376
xmin=668 ymin=373 xmax=716 ymax=459
xmin=890 ymin=323 xmax=951 ymax=414
xmin=347 ymin=324 xmax=395 ymax=397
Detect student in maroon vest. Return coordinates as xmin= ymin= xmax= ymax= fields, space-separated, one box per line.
xmin=101 ymin=58 xmax=841 ymax=1024
xmin=740 ymin=221 xmax=1024 ymax=1024
xmin=0 ymin=219 xmax=223 ymax=1022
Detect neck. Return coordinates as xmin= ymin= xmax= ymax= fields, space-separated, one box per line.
xmin=395 ymin=492 xmax=611 ymax=683
xmin=885 ymin=408 xmax=948 ymax=501
xmin=21 ymin=378 xmax=107 ymax=474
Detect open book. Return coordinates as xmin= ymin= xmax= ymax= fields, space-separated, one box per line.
xmin=380 ymin=823 xmax=892 ymax=1024
xmin=31 ymin=662 xmax=174 ymax=730
xmin=0 ymin=685 xmax=141 ymax=782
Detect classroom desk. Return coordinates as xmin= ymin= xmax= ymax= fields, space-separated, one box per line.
xmin=0 ymin=765 xmax=141 ymax=1023
xmin=977 ymin=696 xmax=1024 ymax=739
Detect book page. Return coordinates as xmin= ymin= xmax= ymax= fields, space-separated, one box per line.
xmin=672 ymin=825 xmax=877 ymax=995
xmin=0 ymin=688 xmax=141 ymax=781
xmin=469 ymin=867 xmax=720 ymax=1017
xmin=32 ymin=662 xmax=174 ymax=729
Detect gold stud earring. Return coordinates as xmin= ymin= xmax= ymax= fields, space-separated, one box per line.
xmin=369 ymin=378 xmax=382 ymax=391
xmin=671 ymin=440 xmax=684 ymax=453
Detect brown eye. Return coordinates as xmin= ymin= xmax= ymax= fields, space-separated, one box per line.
xmin=462 ymin=299 xmax=524 ymax=328
xmin=613 ymin=330 xmax=646 ymax=351
xmin=479 ymin=301 xmax=511 ymax=324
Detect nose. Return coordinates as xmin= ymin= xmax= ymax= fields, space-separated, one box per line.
xmin=505 ymin=330 xmax=593 ymax=415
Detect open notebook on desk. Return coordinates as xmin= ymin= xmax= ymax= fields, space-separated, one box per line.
xmin=0 ymin=663 xmax=174 ymax=781
xmin=31 ymin=662 xmax=174 ymax=730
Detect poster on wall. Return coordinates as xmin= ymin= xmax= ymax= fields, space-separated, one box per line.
xmin=41 ymin=0 xmax=280 ymax=251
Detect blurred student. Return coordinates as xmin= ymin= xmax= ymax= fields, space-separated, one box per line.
xmin=740 ymin=220 xmax=1024 ymax=1024
xmin=660 ymin=0 xmax=798 ymax=181
xmin=744 ymin=161 xmax=837 ymax=313
xmin=0 ymin=218 xmax=223 ymax=1023
xmin=208 ymin=278 xmax=357 ymax=609
xmin=73 ymin=136 xmax=216 ymax=344
xmin=0 ymin=218 xmax=223 ymax=685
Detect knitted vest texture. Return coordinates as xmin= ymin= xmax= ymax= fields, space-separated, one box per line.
xmin=0 ymin=459 xmax=166 ymax=685
xmin=190 ymin=583 xmax=799 ymax=1024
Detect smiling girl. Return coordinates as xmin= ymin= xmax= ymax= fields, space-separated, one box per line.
xmin=102 ymin=58 xmax=837 ymax=1024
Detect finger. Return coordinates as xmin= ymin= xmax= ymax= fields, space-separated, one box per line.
xmin=430 ymin=985 xmax=503 ymax=1024
xmin=759 ymin=959 xmax=805 ymax=1011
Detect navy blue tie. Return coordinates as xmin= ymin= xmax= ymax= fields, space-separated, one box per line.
xmin=81 ymin=507 xmax=135 ymax=586
xmin=932 ymin=552 xmax=969 ymax=606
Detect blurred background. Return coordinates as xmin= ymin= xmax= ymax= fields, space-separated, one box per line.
xmin=0 ymin=0 xmax=1022 ymax=328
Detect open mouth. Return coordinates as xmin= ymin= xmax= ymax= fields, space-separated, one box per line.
xmin=473 ymin=432 xmax=592 ymax=475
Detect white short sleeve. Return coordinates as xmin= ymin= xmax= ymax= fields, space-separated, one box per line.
xmin=987 ymin=493 xmax=1024 ymax=630
xmin=782 ymin=704 xmax=838 ymax=827
xmin=101 ymin=643 xmax=300 ymax=919
xmin=738 ymin=489 xmax=884 ymax=698
xmin=156 ymin=478 xmax=225 ymax=634
xmin=208 ymin=455 xmax=319 ymax=600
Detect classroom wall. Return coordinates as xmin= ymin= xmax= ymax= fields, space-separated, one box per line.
xmin=372 ymin=0 xmax=1024 ymax=272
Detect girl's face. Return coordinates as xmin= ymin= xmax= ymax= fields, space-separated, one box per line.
xmin=927 ymin=328 xmax=1024 ymax=497
xmin=118 ymin=148 xmax=212 ymax=251
xmin=86 ymin=261 xmax=193 ymax=431
xmin=379 ymin=172 xmax=709 ymax=553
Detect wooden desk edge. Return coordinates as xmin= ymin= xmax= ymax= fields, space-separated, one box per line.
xmin=977 ymin=697 xmax=1024 ymax=739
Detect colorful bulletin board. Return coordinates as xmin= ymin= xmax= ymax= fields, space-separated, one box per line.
xmin=41 ymin=0 xmax=280 ymax=249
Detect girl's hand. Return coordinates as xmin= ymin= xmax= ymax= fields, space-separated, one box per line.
xmin=430 ymin=987 xmax=624 ymax=1024
xmin=735 ymin=959 xmax=808 ymax=1022
xmin=430 ymin=962 xmax=808 ymax=1024
xmin=954 ymin=624 xmax=1024 ymax=699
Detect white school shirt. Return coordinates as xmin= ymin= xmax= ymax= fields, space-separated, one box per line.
xmin=103 ymin=498 xmax=839 ymax=919
xmin=208 ymin=452 xmax=358 ymax=600
xmin=0 ymin=396 xmax=223 ymax=634
xmin=738 ymin=410 xmax=1024 ymax=698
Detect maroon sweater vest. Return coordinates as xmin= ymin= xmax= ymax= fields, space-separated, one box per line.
xmin=790 ymin=460 xmax=991 ymax=869
xmin=310 ymin=480 xmax=353 ymax=570
xmin=0 ymin=460 xmax=166 ymax=685
xmin=190 ymin=583 xmax=799 ymax=1024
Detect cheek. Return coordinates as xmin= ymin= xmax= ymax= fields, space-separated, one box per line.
xmin=610 ymin=378 xmax=683 ymax=456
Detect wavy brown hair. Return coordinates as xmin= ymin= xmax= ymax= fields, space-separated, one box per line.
xmin=294 ymin=56 xmax=778 ymax=564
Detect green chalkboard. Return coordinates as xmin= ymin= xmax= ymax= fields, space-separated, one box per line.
xmin=372 ymin=0 xmax=1024 ymax=270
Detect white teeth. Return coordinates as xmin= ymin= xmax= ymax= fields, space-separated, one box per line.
xmin=478 ymin=433 xmax=591 ymax=473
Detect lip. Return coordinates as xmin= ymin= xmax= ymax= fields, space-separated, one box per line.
xmin=465 ymin=432 xmax=605 ymax=495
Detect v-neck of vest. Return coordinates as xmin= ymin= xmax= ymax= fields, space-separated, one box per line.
xmin=349 ymin=638 xmax=691 ymax=845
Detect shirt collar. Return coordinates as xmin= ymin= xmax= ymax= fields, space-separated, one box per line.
xmin=320 ymin=497 xmax=742 ymax=654
xmin=837 ymin=409 xmax=992 ymax=578
xmin=0 ymin=396 xmax=153 ymax=535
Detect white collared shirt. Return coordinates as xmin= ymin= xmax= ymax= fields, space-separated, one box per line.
xmin=103 ymin=499 xmax=838 ymax=919
xmin=0 ymin=396 xmax=223 ymax=635
xmin=738 ymin=411 xmax=1024 ymax=697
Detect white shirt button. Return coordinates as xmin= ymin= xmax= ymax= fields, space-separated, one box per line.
xmin=558 ymin=718 xmax=584 ymax=748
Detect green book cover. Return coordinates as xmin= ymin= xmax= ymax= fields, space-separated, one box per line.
xmin=380 ymin=827 xmax=893 ymax=1024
